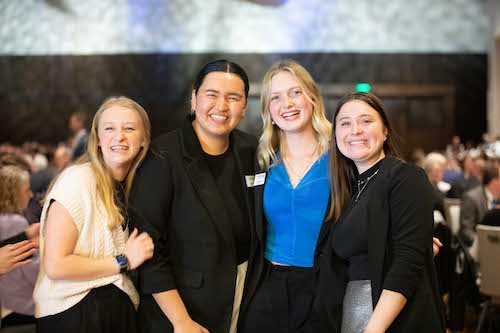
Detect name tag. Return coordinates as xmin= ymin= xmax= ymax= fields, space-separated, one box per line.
xmin=245 ymin=172 xmax=266 ymax=187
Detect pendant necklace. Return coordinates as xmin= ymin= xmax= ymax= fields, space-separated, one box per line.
xmin=355 ymin=169 xmax=379 ymax=202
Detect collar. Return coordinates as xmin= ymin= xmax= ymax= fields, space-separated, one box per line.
xmin=357 ymin=158 xmax=384 ymax=182
xmin=179 ymin=115 xmax=206 ymax=160
xmin=179 ymin=115 xmax=250 ymax=162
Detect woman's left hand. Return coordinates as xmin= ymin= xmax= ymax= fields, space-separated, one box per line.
xmin=432 ymin=237 xmax=442 ymax=257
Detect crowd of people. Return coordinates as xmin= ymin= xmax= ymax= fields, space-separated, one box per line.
xmin=1 ymin=59 xmax=499 ymax=333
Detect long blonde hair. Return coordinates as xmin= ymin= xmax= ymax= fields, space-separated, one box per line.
xmin=257 ymin=60 xmax=332 ymax=170
xmin=47 ymin=96 xmax=151 ymax=229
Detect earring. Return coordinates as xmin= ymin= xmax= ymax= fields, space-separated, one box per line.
xmin=272 ymin=120 xmax=275 ymax=125
xmin=384 ymin=137 xmax=387 ymax=141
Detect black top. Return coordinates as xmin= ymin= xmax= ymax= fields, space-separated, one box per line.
xmin=115 ymin=182 xmax=129 ymax=231
xmin=315 ymin=156 xmax=445 ymax=333
xmin=128 ymin=117 xmax=261 ymax=333
xmin=203 ymin=147 xmax=250 ymax=264
xmin=332 ymin=160 xmax=382 ymax=281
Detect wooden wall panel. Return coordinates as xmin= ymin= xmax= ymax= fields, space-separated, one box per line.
xmin=0 ymin=53 xmax=486 ymax=154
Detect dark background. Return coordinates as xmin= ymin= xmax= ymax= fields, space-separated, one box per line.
xmin=0 ymin=53 xmax=486 ymax=154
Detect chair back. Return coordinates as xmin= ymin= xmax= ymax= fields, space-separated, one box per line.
xmin=477 ymin=224 xmax=500 ymax=297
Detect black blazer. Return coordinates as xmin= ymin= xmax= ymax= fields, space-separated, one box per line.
xmin=129 ymin=118 xmax=263 ymax=333
xmin=315 ymin=156 xmax=446 ymax=333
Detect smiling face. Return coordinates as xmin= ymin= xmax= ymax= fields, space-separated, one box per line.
xmin=268 ymin=71 xmax=314 ymax=136
xmin=335 ymin=100 xmax=388 ymax=173
xmin=97 ymin=105 xmax=145 ymax=180
xmin=191 ymin=72 xmax=247 ymax=143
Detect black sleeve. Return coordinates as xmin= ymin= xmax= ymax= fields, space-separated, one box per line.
xmin=382 ymin=165 xmax=434 ymax=299
xmin=129 ymin=150 xmax=177 ymax=294
xmin=0 ymin=232 xmax=28 ymax=247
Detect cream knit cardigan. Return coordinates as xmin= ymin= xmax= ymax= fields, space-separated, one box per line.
xmin=33 ymin=163 xmax=139 ymax=317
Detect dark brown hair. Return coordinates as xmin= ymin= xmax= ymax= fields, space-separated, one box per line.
xmin=327 ymin=92 xmax=402 ymax=222
xmin=193 ymin=59 xmax=249 ymax=99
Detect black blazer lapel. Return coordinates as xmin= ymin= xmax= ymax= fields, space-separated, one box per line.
xmin=251 ymin=157 xmax=267 ymax=248
xmin=231 ymin=131 xmax=258 ymax=245
xmin=180 ymin=119 xmax=237 ymax=257
xmin=368 ymin=157 xmax=397 ymax=304
xmin=317 ymin=199 xmax=333 ymax=247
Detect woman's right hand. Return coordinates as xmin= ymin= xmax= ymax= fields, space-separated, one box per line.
xmin=125 ymin=228 xmax=154 ymax=270
xmin=174 ymin=318 xmax=210 ymax=333
xmin=0 ymin=240 xmax=37 ymax=275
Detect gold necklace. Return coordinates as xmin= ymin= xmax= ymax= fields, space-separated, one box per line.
xmin=284 ymin=143 xmax=319 ymax=182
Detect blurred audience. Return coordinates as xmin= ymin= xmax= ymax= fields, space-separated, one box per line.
xmin=459 ymin=163 xmax=500 ymax=250
xmin=446 ymin=135 xmax=466 ymax=160
xmin=480 ymin=207 xmax=500 ymax=227
xmin=423 ymin=152 xmax=449 ymax=215
xmin=0 ymin=165 xmax=39 ymax=326
xmin=30 ymin=145 xmax=72 ymax=197
xmin=68 ymin=111 xmax=89 ymax=160
xmin=447 ymin=154 xmax=483 ymax=199
xmin=409 ymin=147 xmax=426 ymax=168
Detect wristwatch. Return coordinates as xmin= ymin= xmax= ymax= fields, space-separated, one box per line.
xmin=115 ymin=254 xmax=129 ymax=273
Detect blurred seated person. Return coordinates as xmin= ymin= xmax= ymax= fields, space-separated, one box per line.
xmin=22 ymin=142 xmax=49 ymax=173
xmin=68 ymin=111 xmax=89 ymax=160
xmin=447 ymin=154 xmax=482 ymax=199
xmin=0 ymin=152 xmax=41 ymax=225
xmin=409 ymin=147 xmax=425 ymax=168
xmin=443 ymin=157 xmax=463 ymax=184
xmin=30 ymin=145 xmax=72 ymax=197
xmin=479 ymin=204 xmax=500 ymax=227
xmin=0 ymin=165 xmax=39 ymax=326
xmin=424 ymin=152 xmax=450 ymax=215
xmin=446 ymin=135 xmax=465 ymax=160
xmin=460 ymin=163 xmax=500 ymax=251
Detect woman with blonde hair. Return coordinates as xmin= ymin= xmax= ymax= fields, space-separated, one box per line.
xmin=240 ymin=60 xmax=331 ymax=333
xmin=34 ymin=96 xmax=154 ymax=332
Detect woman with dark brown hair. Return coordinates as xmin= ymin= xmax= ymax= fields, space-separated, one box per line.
xmin=130 ymin=59 xmax=262 ymax=333
xmin=320 ymin=92 xmax=445 ymax=333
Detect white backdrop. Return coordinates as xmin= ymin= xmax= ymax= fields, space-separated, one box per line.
xmin=0 ymin=0 xmax=489 ymax=55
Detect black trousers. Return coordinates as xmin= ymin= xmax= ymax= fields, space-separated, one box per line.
xmin=1 ymin=312 xmax=35 ymax=327
xmin=37 ymin=284 xmax=137 ymax=333
xmin=240 ymin=260 xmax=319 ymax=333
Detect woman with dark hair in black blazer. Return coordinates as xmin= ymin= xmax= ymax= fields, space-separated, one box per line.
xmin=129 ymin=60 xmax=263 ymax=333
xmin=319 ymin=92 xmax=445 ymax=333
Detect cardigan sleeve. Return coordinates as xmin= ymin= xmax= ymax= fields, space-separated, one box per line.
xmin=45 ymin=165 xmax=91 ymax=233
xmin=382 ymin=164 xmax=435 ymax=299
xmin=129 ymin=149 xmax=177 ymax=294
